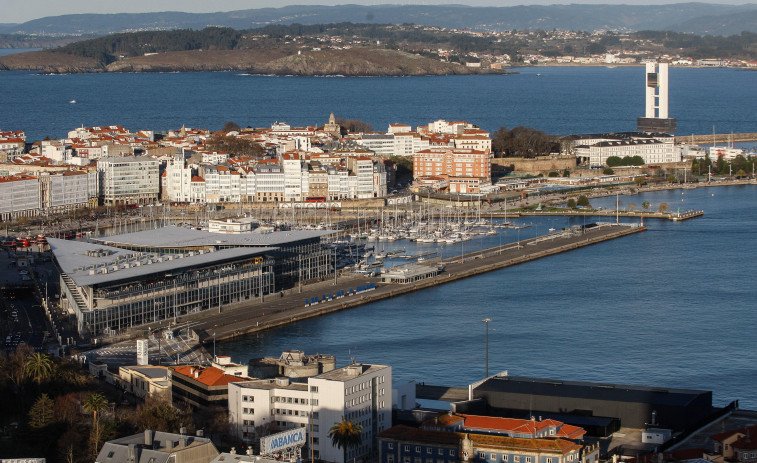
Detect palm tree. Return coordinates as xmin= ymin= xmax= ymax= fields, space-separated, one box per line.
xmin=83 ymin=392 xmax=108 ymax=458
xmin=328 ymin=417 xmax=362 ymax=463
xmin=26 ymin=352 xmax=53 ymax=385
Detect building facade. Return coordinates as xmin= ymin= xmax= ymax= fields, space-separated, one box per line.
xmin=228 ymin=363 xmax=392 ymax=463
xmin=98 ymin=156 xmax=160 ymax=205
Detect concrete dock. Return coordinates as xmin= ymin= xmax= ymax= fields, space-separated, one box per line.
xmin=174 ymin=223 xmax=646 ymax=344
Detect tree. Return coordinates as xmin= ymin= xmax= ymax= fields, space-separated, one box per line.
xmin=221 ymin=121 xmax=241 ymax=132
xmin=634 ymin=177 xmax=645 ymax=187
xmin=26 ymin=352 xmax=54 ymax=385
xmin=642 ymin=201 xmax=650 ymax=210
xmin=28 ymin=393 xmax=55 ymax=429
xmin=492 ymin=126 xmax=560 ymax=158
xmin=667 ymin=174 xmax=677 ymax=183
xmin=567 ymin=198 xmax=577 ymax=209
xmin=548 ymin=171 xmax=559 ymax=177
xmin=576 ymin=195 xmax=591 ymax=208
xmin=328 ymin=417 xmax=363 ymax=462
xmin=658 ymin=202 xmax=669 ymax=213
xmin=627 ymin=202 xmax=636 ymax=211
xmin=336 ymin=118 xmax=372 ymax=134
xmin=603 ymin=167 xmax=614 ymax=175
xmin=83 ymin=392 xmax=109 ymax=458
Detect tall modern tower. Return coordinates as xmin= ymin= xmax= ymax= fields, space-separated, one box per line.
xmin=637 ymin=62 xmax=677 ymax=133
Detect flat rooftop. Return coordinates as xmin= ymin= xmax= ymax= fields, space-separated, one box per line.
xmin=475 ymin=375 xmax=711 ymax=406
xmin=315 ymin=363 xmax=389 ymax=382
xmin=49 ymin=237 xmax=274 ymax=287
xmin=93 ymin=225 xmax=335 ymax=249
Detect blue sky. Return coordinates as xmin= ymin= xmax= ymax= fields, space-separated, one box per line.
xmin=2 ymin=0 xmax=749 ymax=23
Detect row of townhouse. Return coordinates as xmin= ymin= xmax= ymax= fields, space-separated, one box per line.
xmin=0 ymin=170 xmax=98 ymax=221
xmin=357 ymin=121 xmax=491 ymax=159
xmin=0 ymin=130 xmax=26 ymax=159
xmin=160 ymin=152 xmax=387 ymax=204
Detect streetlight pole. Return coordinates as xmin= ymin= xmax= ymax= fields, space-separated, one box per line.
xmin=482 ymin=318 xmax=491 ymax=377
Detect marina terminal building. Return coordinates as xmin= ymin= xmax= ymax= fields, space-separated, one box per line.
xmin=49 ymin=226 xmax=333 ymax=338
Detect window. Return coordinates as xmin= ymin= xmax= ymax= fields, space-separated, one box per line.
xmin=405 ymin=446 xmax=410 ymax=452
xmin=416 ymin=447 xmax=421 ymax=453
xmin=526 ymin=458 xmax=532 ymax=463
xmin=107 ymin=452 xmax=114 ymax=458
xmin=547 ymin=459 xmax=554 ymax=463
xmin=450 ymin=451 xmax=455 ymax=457
xmin=404 ymin=458 xmax=411 ymax=463
xmin=388 ymin=457 xmax=395 ymax=463
xmin=479 ymin=453 xmax=486 ymax=459
xmin=503 ymin=456 xmax=509 ymax=462
xmin=438 ymin=450 xmax=444 ymax=456
xmin=427 ymin=449 xmax=433 ymax=455
xmin=514 ymin=457 xmax=521 ymax=463
xmin=388 ymin=443 xmax=394 ymax=450
xmin=491 ymin=455 xmax=496 ymax=461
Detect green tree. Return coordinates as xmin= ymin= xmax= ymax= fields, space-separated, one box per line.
xmin=26 ymin=352 xmax=54 ymax=385
xmin=83 ymin=392 xmax=109 ymax=458
xmin=567 ymin=198 xmax=577 ymax=209
xmin=603 ymin=167 xmax=614 ymax=175
xmin=576 ymin=195 xmax=591 ymax=208
xmin=562 ymin=169 xmax=570 ymax=177
xmin=328 ymin=417 xmax=363 ymax=462
xmin=221 ymin=121 xmax=241 ymax=132
xmin=658 ymin=202 xmax=669 ymax=213
xmin=28 ymin=393 xmax=55 ymax=429
xmin=642 ymin=201 xmax=650 ymax=210
xmin=667 ymin=174 xmax=677 ymax=183
xmin=548 ymin=171 xmax=559 ymax=177
xmin=634 ymin=177 xmax=645 ymax=187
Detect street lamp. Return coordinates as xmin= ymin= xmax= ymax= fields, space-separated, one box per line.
xmin=482 ymin=318 xmax=492 ymax=377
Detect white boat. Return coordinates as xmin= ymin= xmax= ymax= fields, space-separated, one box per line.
xmin=69 ymin=99 xmax=77 ymax=104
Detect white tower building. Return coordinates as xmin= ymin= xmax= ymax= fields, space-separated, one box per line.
xmin=638 ymin=62 xmax=676 ymax=133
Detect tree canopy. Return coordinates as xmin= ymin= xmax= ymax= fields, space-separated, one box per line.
xmin=492 ymin=126 xmax=560 ymax=158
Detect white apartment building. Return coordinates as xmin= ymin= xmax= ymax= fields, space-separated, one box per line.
xmin=41 ymin=140 xmax=73 ymax=163
xmin=228 ymin=363 xmax=392 ymax=463
xmin=164 ymin=159 xmax=194 ymax=203
xmin=282 ymin=152 xmax=309 ymax=201
xmin=576 ymin=138 xmax=679 ymax=167
xmin=347 ymin=157 xmax=375 ymax=198
xmin=98 ymin=156 xmax=160 ymax=205
xmin=0 ymin=174 xmax=40 ymax=220
xmin=43 ymin=171 xmax=95 ymax=213
xmin=357 ymin=134 xmax=395 ymax=158
xmin=393 ymin=133 xmax=429 ymax=158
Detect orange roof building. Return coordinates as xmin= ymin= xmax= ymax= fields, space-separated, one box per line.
xmin=169 ymin=365 xmax=250 ymax=408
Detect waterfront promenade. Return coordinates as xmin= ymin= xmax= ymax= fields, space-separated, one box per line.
xmin=155 ymin=222 xmax=646 ymax=345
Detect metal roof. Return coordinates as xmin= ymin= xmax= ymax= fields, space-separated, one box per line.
xmin=48 ymin=237 xmax=274 ymax=288
xmin=92 ymin=225 xmax=335 ymax=249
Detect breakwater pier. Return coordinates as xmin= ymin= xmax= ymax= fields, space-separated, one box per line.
xmin=171 ymin=223 xmax=646 ymax=344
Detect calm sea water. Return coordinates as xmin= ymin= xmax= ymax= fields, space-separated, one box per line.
xmin=1 ymin=67 xmax=756 ymax=407
xmin=0 ymin=66 xmax=756 ymax=141
xmin=219 ymin=185 xmax=757 ymax=408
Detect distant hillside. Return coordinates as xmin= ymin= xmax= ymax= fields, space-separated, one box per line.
xmin=3 ymin=4 xmax=757 ymax=36
xmin=0 ymin=46 xmax=507 ymax=76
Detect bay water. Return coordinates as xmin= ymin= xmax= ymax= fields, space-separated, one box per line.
xmin=1 ymin=66 xmax=756 ymax=407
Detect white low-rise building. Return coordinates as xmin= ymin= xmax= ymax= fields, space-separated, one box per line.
xmin=229 ymin=363 xmax=392 ymax=463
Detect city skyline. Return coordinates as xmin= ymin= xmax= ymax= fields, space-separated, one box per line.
xmin=4 ymin=0 xmax=752 ymax=24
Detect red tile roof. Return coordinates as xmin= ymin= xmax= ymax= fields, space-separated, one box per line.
xmin=172 ymin=365 xmax=247 ymax=387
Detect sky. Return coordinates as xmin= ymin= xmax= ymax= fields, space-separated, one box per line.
xmin=1 ymin=0 xmax=751 ymax=23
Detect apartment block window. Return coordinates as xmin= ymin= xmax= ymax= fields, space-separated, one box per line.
xmin=388 ymin=443 xmax=394 ymax=450
xmin=404 ymin=446 xmax=410 ymax=452
xmin=526 ymin=457 xmax=532 ymax=463
xmin=479 ymin=453 xmax=486 ymax=459
xmin=491 ymin=455 xmax=497 ymax=461
xmin=450 ymin=450 xmax=455 ymax=457
xmin=310 ymin=386 xmax=318 ymax=393
xmin=514 ymin=457 xmax=520 ymax=462
xmin=438 ymin=450 xmax=444 ymax=456
xmin=416 ymin=447 xmax=421 ymax=453
xmin=403 ymin=458 xmax=411 ymax=463
xmin=388 ymin=457 xmax=394 ymax=463
xmin=502 ymin=456 xmax=509 ymax=462
xmin=547 ymin=459 xmax=554 ymax=463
